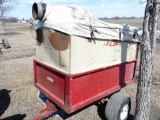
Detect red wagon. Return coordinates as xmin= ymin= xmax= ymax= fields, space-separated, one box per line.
xmin=32 ymin=2 xmax=140 ymax=120
xmin=33 ymin=53 xmax=138 ymax=120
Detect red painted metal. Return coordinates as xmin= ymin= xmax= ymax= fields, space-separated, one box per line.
xmin=33 ymin=59 xmax=137 ymax=115
xmin=33 ymin=100 xmax=58 ymax=120
xmin=36 ymin=63 xmax=65 ymax=105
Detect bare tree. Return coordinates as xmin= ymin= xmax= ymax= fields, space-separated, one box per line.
xmin=134 ymin=0 xmax=159 ymax=120
xmin=0 ymin=0 xmax=13 ymax=17
xmin=0 ymin=0 xmax=14 ymax=30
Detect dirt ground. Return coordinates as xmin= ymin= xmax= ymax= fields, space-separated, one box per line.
xmin=0 ymin=22 xmax=159 ymax=120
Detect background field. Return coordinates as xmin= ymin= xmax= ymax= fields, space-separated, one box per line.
xmin=105 ymin=19 xmax=143 ymax=28
xmin=0 ymin=21 xmax=159 ymax=120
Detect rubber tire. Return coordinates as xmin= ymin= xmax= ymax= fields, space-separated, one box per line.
xmin=2 ymin=39 xmax=10 ymax=49
xmin=105 ymin=92 xmax=131 ymax=120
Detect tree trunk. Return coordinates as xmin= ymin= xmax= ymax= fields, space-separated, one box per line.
xmin=134 ymin=0 xmax=159 ymax=120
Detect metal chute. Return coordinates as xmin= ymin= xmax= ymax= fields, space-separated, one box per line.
xmin=32 ymin=2 xmax=46 ymax=20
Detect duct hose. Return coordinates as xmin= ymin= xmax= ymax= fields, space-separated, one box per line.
xmin=32 ymin=2 xmax=46 ymax=20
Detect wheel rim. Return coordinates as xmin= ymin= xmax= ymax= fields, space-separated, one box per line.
xmin=120 ymin=104 xmax=129 ymax=120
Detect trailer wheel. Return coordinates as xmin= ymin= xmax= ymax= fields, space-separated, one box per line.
xmin=105 ymin=92 xmax=131 ymax=120
xmin=2 ymin=39 xmax=10 ymax=49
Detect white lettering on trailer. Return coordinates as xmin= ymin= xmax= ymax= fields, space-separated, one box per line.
xmin=47 ymin=77 xmax=54 ymax=82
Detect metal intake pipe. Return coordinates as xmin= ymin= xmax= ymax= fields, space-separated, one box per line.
xmin=32 ymin=2 xmax=46 ymax=20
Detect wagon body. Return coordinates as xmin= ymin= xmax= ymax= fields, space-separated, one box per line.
xmin=32 ymin=2 xmax=141 ymax=119
xmin=34 ymin=59 xmax=137 ymax=114
xmin=34 ymin=29 xmax=139 ymax=114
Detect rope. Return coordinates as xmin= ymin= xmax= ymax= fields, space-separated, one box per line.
xmin=29 ymin=21 xmax=37 ymax=40
xmin=77 ymin=22 xmax=139 ymax=33
xmin=77 ymin=22 xmax=141 ymax=40
xmin=42 ymin=5 xmax=53 ymax=22
xmin=89 ymin=25 xmax=100 ymax=44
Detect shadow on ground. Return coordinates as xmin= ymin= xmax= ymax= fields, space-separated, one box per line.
xmin=0 ymin=89 xmax=11 ymax=117
xmin=0 ymin=32 xmax=20 ymax=35
xmin=0 ymin=89 xmax=26 ymax=120
xmin=42 ymin=102 xmax=134 ymax=120
xmin=2 ymin=114 xmax=26 ymax=120
xmin=38 ymin=92 xmax=134 ymax=120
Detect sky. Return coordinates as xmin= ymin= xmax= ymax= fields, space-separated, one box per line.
xmin=8 ymin=0 xmax=146 ymax=20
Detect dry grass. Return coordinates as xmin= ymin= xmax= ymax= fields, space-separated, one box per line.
xmin=104 ymin=19 xmax=143 ymax=28
xmin=0 ymin=22 xmax=159 ymax=120
xmin=104 ymin=19 xmax=160 ymax=30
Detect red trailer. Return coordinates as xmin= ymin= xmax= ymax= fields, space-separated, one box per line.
xmin=32 ymin=2 xmax=140 ymax=120
xmin=33 ymin=56 xmax=138 ymax=120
